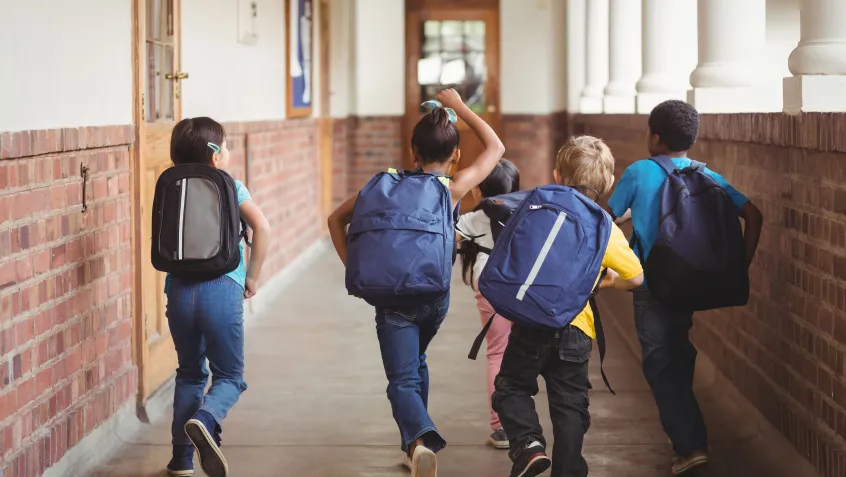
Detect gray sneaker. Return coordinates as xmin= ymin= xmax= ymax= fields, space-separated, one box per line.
xmin=488 ymin=428 xmax=510 ymax=449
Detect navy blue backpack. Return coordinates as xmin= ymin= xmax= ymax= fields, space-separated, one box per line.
xmin=633 ymin=156 xmax=749 ymax=311
xmin=345 ymin=169 xmax=455 ymax=308
xmin=474 ymin=185 xmax=615 ymax=392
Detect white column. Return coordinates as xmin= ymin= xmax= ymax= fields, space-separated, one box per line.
xmin=636 ymin=0 xmax=697 ymax=114
xmin=688 ymin=0 xmax=776 ymax=112
xmin=784 ymin=0 xmax=846 ymax=113
xmin=580 ymin=0 xmax=609 ymax=114
xmin=566 ymin=0 xmax=587 ymax=112
xmin=603 ymin=0 xmax=642 ymax=113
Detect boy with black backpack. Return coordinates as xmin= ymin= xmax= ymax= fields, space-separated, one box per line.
xmin=486 ymin=136 xmax=644 ymax=477
xmin=608 ymin=100 xmax=763 ymax=475
xmin=327 ymin=88 xmax=504 ymax=477
xmin=152 ymin=117 xmax=272 ymax=477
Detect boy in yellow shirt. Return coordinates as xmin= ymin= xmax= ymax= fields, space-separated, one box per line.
xmin=492 ymin=136 xmax=644 ymax=477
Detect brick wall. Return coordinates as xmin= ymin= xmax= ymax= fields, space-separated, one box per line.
xmin=502 ymin=112 xmax=568 ymax=189
xmin=347 ymin=116 xmax=404 ymax=193
xmin=331 ymin=118 xmax=351 ymax=206
xmin=572 ymin=113 xmax=846 ymax=477
xmin=0 ymin=127 xmax=136 ymax=476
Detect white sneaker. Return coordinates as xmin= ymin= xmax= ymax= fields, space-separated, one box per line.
xmin=411 ymin=445 xmax=437 ymax=477
xmin=402 ymin=453 xmax=412 ymax=471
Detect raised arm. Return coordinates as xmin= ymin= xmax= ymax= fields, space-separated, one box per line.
xmin=437 ymin=89 xmax=505 ymax=201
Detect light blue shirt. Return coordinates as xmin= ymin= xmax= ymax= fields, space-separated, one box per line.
xmin=608 ymin=157 xmax=749 ymax=264
xmin=164 ymin=180 xmax=252 ymax=292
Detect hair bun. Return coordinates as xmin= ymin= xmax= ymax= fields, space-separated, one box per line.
xmin=427 ymin=107 xmax=450 ymax=128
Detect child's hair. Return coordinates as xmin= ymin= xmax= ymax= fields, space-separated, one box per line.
xmin=461 ymin=158 xmax=521 ymax=288
xmin=648 ymin=100 xmax=700 ymax=152
xmin=411 ymin=107 xmax=460 ymax=164
xmin=170 ymin=117 xmax=226 ymax=165
xmin=555 ymin=135 xmax=615 ymax=199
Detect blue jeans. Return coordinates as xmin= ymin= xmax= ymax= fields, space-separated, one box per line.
xmin=375 ymin=292 xmax=450 ymax=454
xmin=166 ymin=276 xmax=248 ymax=446
xmin=633 ymin=287 xmax=708 ymax=457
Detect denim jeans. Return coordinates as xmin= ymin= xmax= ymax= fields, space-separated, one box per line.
xmin=166 ymin=276 xmax=248 ymax=446
xmin=375 ymin=292 xmax=450 ymax=454
xmin=492 ymin=325 xmax=592 ymax=477
xmin=633 ymin=287 xmax=708 ymax=457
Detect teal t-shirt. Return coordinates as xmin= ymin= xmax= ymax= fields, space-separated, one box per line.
xmin=164 ymin=180 xmax=252 ymax=292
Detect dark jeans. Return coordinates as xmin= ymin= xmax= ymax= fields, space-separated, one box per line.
xmin=492 ymin=325 xmax=592 ymax=477
xmin=633 ymin=287 xmax=708 ymax=457
xmin=375 ymin=292 xmax=449 ymax=453
xmin=166 ymin=276 xmax=248 ymax=447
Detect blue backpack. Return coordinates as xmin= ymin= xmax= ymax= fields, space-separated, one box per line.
xmin=345 ymin=169 xmax=455 ymax=308
xmin=474 ymin=185 xmax=615 ymax=392
xmin=633 ymin=156 xmax=749 ymax=311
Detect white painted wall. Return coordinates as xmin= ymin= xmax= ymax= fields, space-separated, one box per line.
xmin=330 ymin=0 xmax=356 ymax=117
xmin=767 ymin=0 xmax=800 ymax=80
xmin=500 ymin=0 xmax=567 ymax=114
xmin=354 ymin=0 xmax=405 ymax=116
xmin=0 ymin=0 xmax=133 ymax=132
xmin=181 ymin=0 xmax=287 ymax=121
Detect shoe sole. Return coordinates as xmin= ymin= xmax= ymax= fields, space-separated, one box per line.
xmin=412 ymin=447 xmax=437 ymax=477
xmin=516 ymin=455 xmax=552 ymax=477
xmin=672 ymin=455 xmax=709 ymax=475
xmin=167 ymin=470 xmax=194 ymax=477
xmin=185 ymin=419 xmax=228 ymax=477
xmin=488 ymin=437 xmax=510 ymax=450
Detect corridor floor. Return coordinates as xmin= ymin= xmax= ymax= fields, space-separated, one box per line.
xmin=91 ymin=251 xmax=819 ymax=477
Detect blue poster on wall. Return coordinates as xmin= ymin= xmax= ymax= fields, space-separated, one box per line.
xmin=288 ymin=0 xmax=313 ymax=112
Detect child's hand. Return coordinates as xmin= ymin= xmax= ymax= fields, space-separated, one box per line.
xmin=245 ymin=277 xmax=258 ymax=299
xmin=436 ymin=88 xmax=464 ymax=110
xmin=599 ymin=269 xmax=619 ymax=289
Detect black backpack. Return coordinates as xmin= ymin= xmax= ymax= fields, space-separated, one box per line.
xmin=633 ymin=156 xmax=749 ymax=311
xmin=151 ymin=164 xmax=248 ymax=280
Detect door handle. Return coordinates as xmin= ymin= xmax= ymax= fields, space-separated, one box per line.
xmin=165 ymin=72 xmax=189 ymax=81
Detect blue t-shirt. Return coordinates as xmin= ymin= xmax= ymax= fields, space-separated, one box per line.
xmin=608 ymin=157 xmax=749 ymax=264
xmin=164 ymin=180 xmax=252 ymax=292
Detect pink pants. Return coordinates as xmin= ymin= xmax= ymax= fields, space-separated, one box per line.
xmin=475 ymin=291 xmax=512 ymax=431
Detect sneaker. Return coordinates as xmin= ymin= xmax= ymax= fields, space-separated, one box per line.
xmin=185 ymin=410 xmax=228 ymax=477
xmin=166 ymin=445 xmax=194 ymax=476
xmin=488 ymin=428 xmax=510 ymax=450
xmin=410 ymin=445 xmax=437 ymax=477
xmin=671 ymin=450 xmax=710 ymax=475
xmin=510 ymin=441 xmax=551 ymax=477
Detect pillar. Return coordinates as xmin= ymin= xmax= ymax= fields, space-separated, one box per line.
xmin=604 ymin=0 xmax=642 ymax=113
xmin=636 ymin=0 xmax=697 ymax=114
xmin=580 ymin=0 xmax=609 ymax=114
xmin=566 ymin=0 xmax=587 ymax=112
xmin=688 ymin=0 xmax=776 ymax=112
xmin=783 ymin=0 xmax=846 ymax=113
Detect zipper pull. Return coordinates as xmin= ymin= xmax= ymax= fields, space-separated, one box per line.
xmin=529 ymin=205 xmax=542 ymax=210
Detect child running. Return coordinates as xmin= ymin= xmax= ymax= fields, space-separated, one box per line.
xmin=608 ymin=100 xmax=762 ymax=475
xmin=456 ymin=159 xmax=520 ymax=450
xmin=164 ymin=117 xmax=271 ymax=477
xmin=328 ymin=89 xmax=504 ymax=477
xmin=493 ymin=136 xmax=644 ymax=477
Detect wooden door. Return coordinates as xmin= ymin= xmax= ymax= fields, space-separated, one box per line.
xmin=131 ymin=0 xmax=186 ymax=406
xmin=405 ymin=1 xmax=500 ymax=213
xmin=319 ymin=0 xmax=333 ymax=222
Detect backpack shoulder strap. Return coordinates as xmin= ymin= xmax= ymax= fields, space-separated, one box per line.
xmin=649 ymin=156 xmax=678 ymax=175
xmin=687 ymin=160 xmax=706 ymax=171
xmin=589 ymin=269 xmax=615 ymax=395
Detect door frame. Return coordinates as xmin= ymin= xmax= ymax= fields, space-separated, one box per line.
xmin=403 ymin=0 xmax=501 ymax=169
xmin=130 ymin=0 xmax=183 ymax=409
xmin=318 ymin=0 xmax=333 ymax=223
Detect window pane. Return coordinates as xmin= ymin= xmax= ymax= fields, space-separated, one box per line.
xmin=145 ymin=44 xmax=175 ymax=122
xmin=145 ymin=43 xmax=158 ymax=121
xmin=163 ymin=47 xmax=174 ymax=120
xmin=464 ymin=21 xmax=486 ymax=51
xmin=440 ymin=21 xmax=463 ymax=52
xmin=418 ymin=55 xmax=443 ymax=85
xmin=418 ymin=20 xmax=488 ymax=114
xmin=146 ymin=0 xmax=172 ymax=42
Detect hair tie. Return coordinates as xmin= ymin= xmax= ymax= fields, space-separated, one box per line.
xmin=421 ymin=100 xmax=457 ymax=124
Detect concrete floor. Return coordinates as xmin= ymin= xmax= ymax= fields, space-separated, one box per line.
xmin=90 ymin=252 xmax=819 ymax=477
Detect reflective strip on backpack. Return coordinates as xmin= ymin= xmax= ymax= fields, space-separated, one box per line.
xmin=516 ymin=211 xmax=567 ymax=301
xmin=177 ymin=178 xmax=187 ymax=260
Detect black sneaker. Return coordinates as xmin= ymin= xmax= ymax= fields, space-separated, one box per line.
xmin=185 ymin=410 xmax=228 ymax=477
xmin=488 ymin=428 xmax=509 ymax=450
xmin=510 ymin=441 xmax=551 ymax=477
xmin=166 ymin=445 xmax=194 ymax=476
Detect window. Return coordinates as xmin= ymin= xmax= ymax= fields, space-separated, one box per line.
xmin=418 ymin=20 xmax=487 ymax=113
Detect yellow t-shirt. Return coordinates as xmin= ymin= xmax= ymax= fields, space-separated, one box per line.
xmin=570 ymin=223 xmax=643 ymax=339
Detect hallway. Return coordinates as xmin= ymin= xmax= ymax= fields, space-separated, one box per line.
xmin=89 ymin=250 xmax=818 ymax=477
